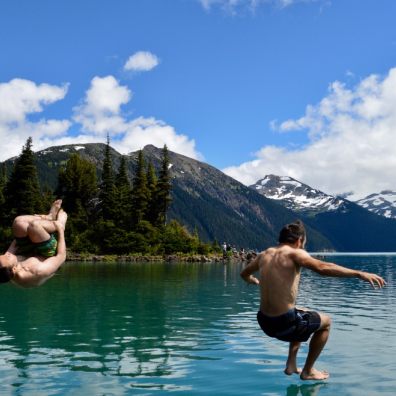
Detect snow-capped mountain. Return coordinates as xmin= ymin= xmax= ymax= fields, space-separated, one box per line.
xmin=356 ymin=191 xmax=396 ymax=219
xmin=250 ymin=175 xmax=346 ymax=213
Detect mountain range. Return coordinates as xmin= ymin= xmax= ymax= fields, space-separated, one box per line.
xmin=250 ymin=175 xmax=346 ymax=214
xmin=3 ymin=143 xmax=396 ymax=252
xmin=250 ymin=174 xmax=396 ymax=251
xmin=251 ymin=174 xmax=396 ymax=221
xmin=356 ymin=191 xmax=396 ymax=219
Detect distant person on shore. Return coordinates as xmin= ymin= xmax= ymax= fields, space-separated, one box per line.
xmin=0 ymin=200 xmax=68 ymax=288
xmin=222 ymin=242 xmax=227 ymax=259
xmin=240 ymin=220 xmax=386 ymax=380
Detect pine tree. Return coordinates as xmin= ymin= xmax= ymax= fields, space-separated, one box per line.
xmin=0 ymin=164 xmax=7 ymax=224
xmin=115 ymin=156 xmax=131 ymax=229
xmin=131 ymin=150 xmax=149 ymax=225
xmin=4 ymin=137 xmax=44 ymax=219
xmin=99 ymin=136 xmax=117 ymax=220
xmin=116 ymin=156 xmax=130 ymax=189
xmin=154 ymin=145 xmax=172 ymax=226
xmin=41 ymin=184 xmax=55 ymax=214
xmin=56 ymin=153 xmax=97 ymax=222
xmin=145 ymin=161 xmax=157 ymax=224
xmin=0 ymin=164 xmax=11 ymax=251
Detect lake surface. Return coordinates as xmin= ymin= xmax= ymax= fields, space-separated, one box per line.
xmin=0 ymin=256 xmax=395 ymax=395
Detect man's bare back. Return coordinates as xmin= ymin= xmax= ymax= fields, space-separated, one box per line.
xmin=257 ymin=245 xmax=303 ymax=316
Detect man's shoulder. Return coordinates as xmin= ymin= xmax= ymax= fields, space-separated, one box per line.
xmin=269 ymin=246 xmax=311 ymax=263
xmin=258 ymin=247 xmax=276 ymax=260
xmin=262 ymin=247 xmax=277 ymax=254
xmin=259 ymin=245 xmax=310 ymax=260
xmin=286 ymin=248 xmax=312 ymax=267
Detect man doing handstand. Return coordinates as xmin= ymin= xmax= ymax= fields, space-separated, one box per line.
xmin=241 ymin=220 xmax=386 ymax=380
xmin=0 ymin=200 xmax=68 ymax=288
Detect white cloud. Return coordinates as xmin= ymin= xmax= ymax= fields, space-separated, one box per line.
xmin=0 ymin=78 xmax=71 ymax=160
xmin=73 ymin=75 xmax=131 ymax=135
xmin=0 ymin=78 xmax=68 ymax=124
xmin=113 ymin=117 xmax=201 ymax=160
xmin=73 ymin=75 xmax=201 ymax=159
xmin=124 ymin=51 xmax=160 ymax=72
xmin=223 ymin=67 xmax=396 ymax=200
xmin=0 ymin=75 xmax=200 ymax=162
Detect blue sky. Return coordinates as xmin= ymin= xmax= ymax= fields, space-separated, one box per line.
xmin=1 ymin=0 xmax=396 ymax=198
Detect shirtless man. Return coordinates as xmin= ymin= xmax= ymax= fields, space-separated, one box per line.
xmin=0 ymin=200 xmax=68 ymax=288
xmin=240 ymin=220 xmax=386 ymax=380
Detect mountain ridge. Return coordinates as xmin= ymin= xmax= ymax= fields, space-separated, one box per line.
xmin=250 ymin=175 xmax=347 ymax=214
xmin=3 ymin=143 xmax=396 ymax=252
xmin=356 ymin=191 xmax=396 ymax=219
xmin=250 ymin=173 xmax=396 ymax=251
xmin=3 ymin=143 xmax=333 ymax=251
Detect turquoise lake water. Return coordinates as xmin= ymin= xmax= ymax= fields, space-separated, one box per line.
xmin=0 ymin=256 xmax=395 ymax=395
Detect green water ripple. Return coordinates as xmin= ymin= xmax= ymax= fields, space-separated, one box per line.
xmin=0 ymin=259 xmax=394 ymax=395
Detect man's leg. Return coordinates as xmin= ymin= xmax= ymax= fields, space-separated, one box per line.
xmin=300 ymin=313 xmax=331 ymax=380
xmin=285 ymin=341 xmax=301 ymax=375
xmin=13 ymin=215 xmax=41 ymax=238
xmin=26 ymin=219 xmax=59 ymax=244
xmin=34 ymin=199 xmax=62 ymax=221
xmin=12 ymin=200 xmax=62 ymax=238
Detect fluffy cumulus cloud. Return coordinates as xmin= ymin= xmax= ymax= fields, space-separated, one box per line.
xmin=0 ymin=75 xmax=200 ymax=162
xmin=73 ymin=75 xmax=132 ymax=135
xmin=73 ymin=75 xmax=201 ymax=159
xmin=0 ymin=78 xmax=71 ymax=160
xmin=223 ymin=67 xmax=396 ymax=200
xmin=112 ymin=117 xmax=201 ymax=160
xmin=124 ymin=51 xmax=160 ymax=72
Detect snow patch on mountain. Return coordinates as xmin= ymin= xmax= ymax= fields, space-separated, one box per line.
xmin=356 ymin=191 xmax=396 ymax=219
xmin=251 ymin=175 xmax=346 ymax=213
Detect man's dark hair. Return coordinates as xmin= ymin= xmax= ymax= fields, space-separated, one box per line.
xmin=278 ymin=220 xmax=306 ymax=244
xmin=0 ymin=266 xmax=14 ymax=283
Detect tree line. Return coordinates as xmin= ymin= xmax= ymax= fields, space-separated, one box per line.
xmin=0 ymin=137 xmax=217 ymax=256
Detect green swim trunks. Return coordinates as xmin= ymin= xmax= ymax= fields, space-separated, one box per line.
xmin=15 ymin=234 xmax=58 ymax=258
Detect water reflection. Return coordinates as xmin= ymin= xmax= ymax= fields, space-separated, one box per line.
xmin=0 ymin=257 xmax=394 ymax=395
xmin=286 ymin=383 xmax=327 ymax=396
xmin=0 ymin=262 xmax=245 ymax=394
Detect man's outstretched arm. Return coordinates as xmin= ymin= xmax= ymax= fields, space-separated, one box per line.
xmin=293 ymin=250 xmax=386 ymax=289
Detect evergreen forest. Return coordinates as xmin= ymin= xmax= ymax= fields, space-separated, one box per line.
xmin=0 ymin=137 xmax=218 ymax=256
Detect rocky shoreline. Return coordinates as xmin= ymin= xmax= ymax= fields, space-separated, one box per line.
xmin=66 ymin=252 xmax=252 ymax=263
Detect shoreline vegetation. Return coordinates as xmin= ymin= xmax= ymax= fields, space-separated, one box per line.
xmin=0 ymin=137 xmax=236 ymax=257
xmin=66 ymin=251 xmax=253 ymax=263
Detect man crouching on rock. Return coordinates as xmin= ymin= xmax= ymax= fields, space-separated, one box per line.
xmin=240 ymin=220 xmax=386 ymax=380
xmin=0 ymin=200 xmax=68 ymax=288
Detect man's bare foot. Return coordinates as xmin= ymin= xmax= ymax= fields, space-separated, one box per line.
xmin=35 ymin=200 xmax=63 ymax=220
xmin=284 ymin=366 xmax=301 ymax=375
xmin=300 ymin=368 xmax=329 ymax=380
xmin=49 ymin=200 xmax=63 ymax=220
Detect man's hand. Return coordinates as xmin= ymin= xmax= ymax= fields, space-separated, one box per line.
xmin=54 ymin=220 xmax=65 ymax=233
xmin=359 ymin=271 xmax=387 ymax=289
xmin=247 ymin=275 xmax=259 ymax=285
xmin=53 ymin=209 xmax=67 ymax=234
